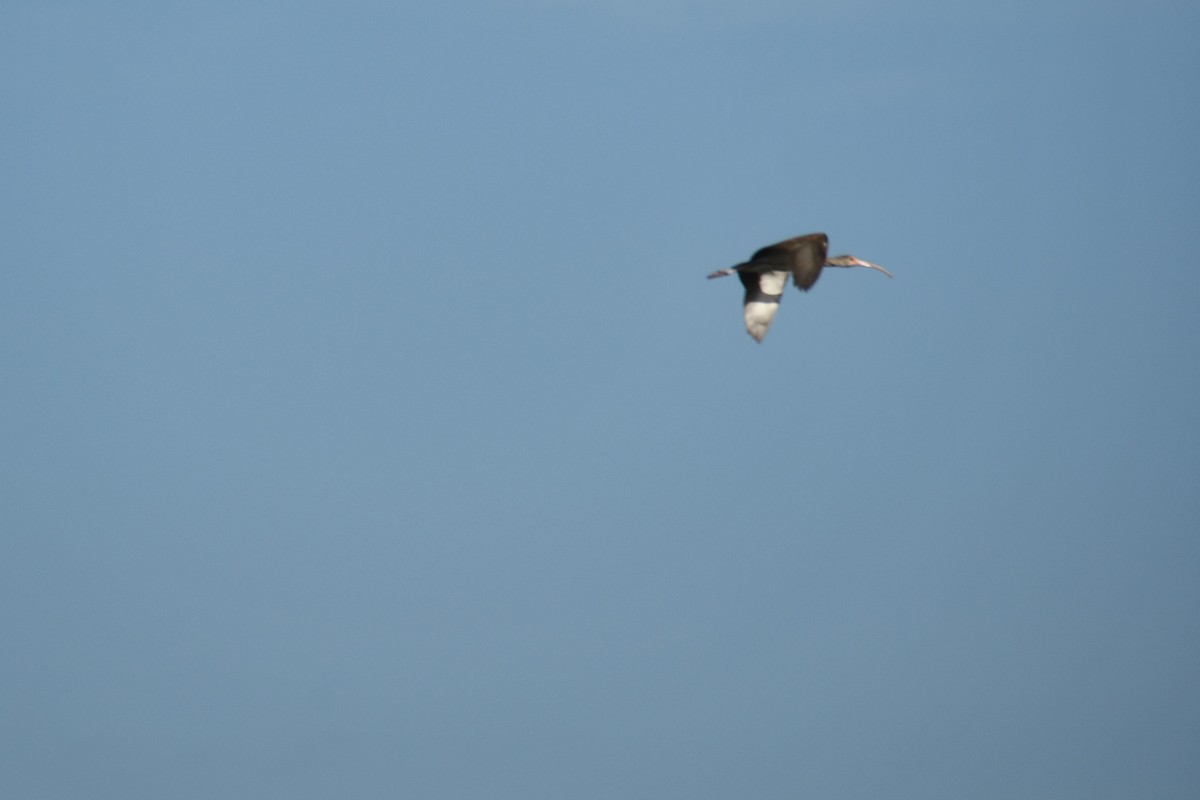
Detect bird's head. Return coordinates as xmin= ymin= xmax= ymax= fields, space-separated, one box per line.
xmin=826 ymin=254 xmax=893 ymax=278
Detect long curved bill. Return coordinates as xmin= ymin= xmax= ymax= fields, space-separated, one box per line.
xmin=850 ymin=257 xmax=893 ymax=278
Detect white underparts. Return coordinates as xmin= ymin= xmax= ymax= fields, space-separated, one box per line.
xmin=743 ymin=301 xmax=779 ymax=342
xmin=758 ymin=271 xmax=788 ymax=295
xmin=742 ymin=271 xmax=789 ymax=342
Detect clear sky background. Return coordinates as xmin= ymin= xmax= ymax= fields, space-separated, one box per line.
xmin=3 ymin=1 xmax=1198 ymax=798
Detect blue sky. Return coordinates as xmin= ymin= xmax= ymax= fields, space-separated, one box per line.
xmin=3 ymin=1 xmax=1198 ymax=797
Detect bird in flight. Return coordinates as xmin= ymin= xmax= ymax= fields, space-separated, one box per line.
xmin=707 ymin=232 xmax=891 ymax=342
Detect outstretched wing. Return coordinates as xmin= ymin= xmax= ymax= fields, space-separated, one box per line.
xmin=738 ymin=270 xmax=789 ymax=342
xmin=750 ymin=232 xmax=829 ymax=291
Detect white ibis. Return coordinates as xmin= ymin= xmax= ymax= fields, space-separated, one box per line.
xmin=708 ymin=232 xmax=892 ymax=342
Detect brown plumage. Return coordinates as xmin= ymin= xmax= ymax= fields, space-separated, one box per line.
xmin=707 ymin=232 xmax=891 ymax=342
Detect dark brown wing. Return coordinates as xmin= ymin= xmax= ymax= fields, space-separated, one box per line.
xmin=748 ymin=233 xmax=828 ymax=291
